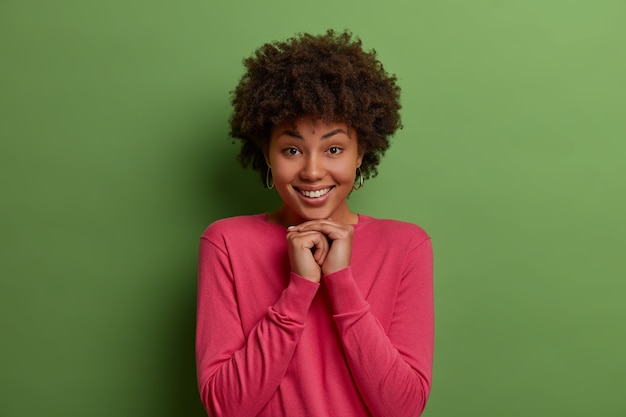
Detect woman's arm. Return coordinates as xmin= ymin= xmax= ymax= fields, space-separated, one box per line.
xmin=324 ymin=237 xmax=434 ymax=417
xmin=196 ymin=236 xmax=319 ymax=417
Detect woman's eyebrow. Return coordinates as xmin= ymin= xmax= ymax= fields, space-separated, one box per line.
xmin=321 ymin=129 xmax=348 ymax=139
xmin=277 ymin=128 xmax=348 ymax=140
xmin=280 ymin=129 xmax=303 ymax=139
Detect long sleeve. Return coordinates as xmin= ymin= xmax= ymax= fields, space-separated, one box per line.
xmin=323 ymin=237 xmax=434 ymax=417
xmin=196 ymin=235 xmax=319 ymax=417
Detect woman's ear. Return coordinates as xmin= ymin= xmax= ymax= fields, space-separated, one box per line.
xmin=357 ymin=151 xmax=364 ymax=168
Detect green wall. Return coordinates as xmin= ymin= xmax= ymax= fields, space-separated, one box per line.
xmin=1 ymin=1 xmax=625 ymax=416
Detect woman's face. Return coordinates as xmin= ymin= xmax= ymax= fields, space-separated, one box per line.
xmin=265 ymin=117 xmax=363 ymax=226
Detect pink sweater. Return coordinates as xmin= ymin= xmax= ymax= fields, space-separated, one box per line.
xmin=196 ymin=214 xmax=433 ymax=417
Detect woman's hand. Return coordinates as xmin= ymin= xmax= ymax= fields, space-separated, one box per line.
xmin=286 ymin=228 xmax=329 ymax=283
xmin=288 ymin=219 xmax=354 ymax=276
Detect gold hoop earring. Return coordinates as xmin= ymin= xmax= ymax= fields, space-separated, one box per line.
xmin=265 ymin=165 xmax=275 ymax=189
xmin=352 ymin=167 xmax=364 ymax=190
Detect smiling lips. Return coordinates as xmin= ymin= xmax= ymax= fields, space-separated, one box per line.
xmin=297 ymin=187 xmax=333 ymax=198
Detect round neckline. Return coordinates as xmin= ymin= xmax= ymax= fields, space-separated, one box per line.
xmin=261 ymin=213 xmax=368 ymax=229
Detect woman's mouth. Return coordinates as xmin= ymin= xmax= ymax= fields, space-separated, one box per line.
xmin=296 ymin=187 xmax=333 ymax=199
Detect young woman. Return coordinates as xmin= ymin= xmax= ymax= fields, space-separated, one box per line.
xmin=196 ymin=30 xmax=434 ymax=417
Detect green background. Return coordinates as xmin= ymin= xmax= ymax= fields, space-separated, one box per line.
xmin=1 ymin=0 xmax=625 ymax=416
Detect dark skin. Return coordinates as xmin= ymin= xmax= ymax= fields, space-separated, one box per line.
xmin=286 ymin=219 xmax=355 ymax=283
xmin=264 ymin=117 xmax=362 ymax=283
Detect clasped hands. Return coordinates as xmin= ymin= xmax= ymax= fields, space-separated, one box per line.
xmin=286 ymin=219 xmax=354 ymax=283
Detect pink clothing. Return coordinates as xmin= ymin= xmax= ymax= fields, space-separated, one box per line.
xmin=196 ymin=214 xmax=433 ymax=417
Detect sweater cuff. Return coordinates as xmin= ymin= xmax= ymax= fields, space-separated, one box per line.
xmin=273 ymin=272 xmax=319 ymax=323
xmin=323 ymin=266 xmax=368 ymax=315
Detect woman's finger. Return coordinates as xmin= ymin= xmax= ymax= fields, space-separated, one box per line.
xmin=290 ymin=220 xmax=352 ymax=241
xmin=312 ymin=232 xmax=329 ymax=265
xmin=286 ymin=230 xmax=330 ymax=282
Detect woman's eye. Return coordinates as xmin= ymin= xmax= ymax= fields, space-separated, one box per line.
xmin=328 ymin=146 xmax=342 ymax=155
xmin=283 ymin=147 xmax=300 ymax=156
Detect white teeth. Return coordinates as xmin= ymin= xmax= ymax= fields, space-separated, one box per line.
xmin=300 ymin=188 xmax=331 ymax=198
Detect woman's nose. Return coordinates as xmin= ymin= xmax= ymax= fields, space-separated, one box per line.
xmin=300 ymin=155 xmax=324 ymax=181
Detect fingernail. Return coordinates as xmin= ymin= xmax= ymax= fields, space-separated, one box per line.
xmin=287 ymin=225 xmax=296 ymax=230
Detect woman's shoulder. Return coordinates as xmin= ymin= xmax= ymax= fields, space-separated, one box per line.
xmin=357 ymin=214 xmax=430 ymax=245
xmin=201 ymin=213 xmax=269 ymax=239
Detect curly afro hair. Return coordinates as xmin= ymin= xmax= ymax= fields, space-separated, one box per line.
xmin=229 ymin=29 xmax=402 ymax=185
